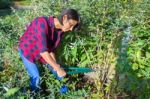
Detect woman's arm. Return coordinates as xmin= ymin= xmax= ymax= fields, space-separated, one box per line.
xmin=49 ymin=52 xmax=56 ymax=62
xmin=40 ymin=51 xmax=66 ymax=77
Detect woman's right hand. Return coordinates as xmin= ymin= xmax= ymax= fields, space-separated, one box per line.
xmin=55 ymin=67 xmax=66 ymax=77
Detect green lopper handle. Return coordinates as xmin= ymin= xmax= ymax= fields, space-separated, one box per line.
xmin=62 ymin=67 xmax=94 ymax=75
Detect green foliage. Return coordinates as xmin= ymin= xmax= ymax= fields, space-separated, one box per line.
xmin=0 ymin=0 xmax=150 ymax=98
xmin=4 ymin=87 xmax=20 ymax=97
xmin=113 ymin=0 xmax=150 ymax=98
xmin=0 ymin=0 xmax=12 ymax=9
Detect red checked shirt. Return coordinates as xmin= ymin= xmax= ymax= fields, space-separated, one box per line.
xmin=19 ymin=16 xmax=64 ymax=64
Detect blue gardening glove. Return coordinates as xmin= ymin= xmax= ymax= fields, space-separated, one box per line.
xmin=60 ymin=85 xmax=68 ymax=94
xmin=57 ymin=76 xmax=64 ymax=80
xmin=47 ymin=65 xmax=57 ymax=74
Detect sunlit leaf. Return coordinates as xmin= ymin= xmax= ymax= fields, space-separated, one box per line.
xmin=5 ymin=87 xmax=20 ymax=97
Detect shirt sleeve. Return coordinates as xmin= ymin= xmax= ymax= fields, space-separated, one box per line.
xmin=35 ymin=17 xmax=48 ymax=53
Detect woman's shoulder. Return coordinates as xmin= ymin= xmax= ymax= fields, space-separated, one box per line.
xmin=30 ymin=16 xmax=49 ymax=28
xmin=34 ymin=16 xmax=54 ymax=24
xmin=34 ymin=16 xmax=47 ymax=22
xmin=35 ymin=16 xmax=53 ymax=21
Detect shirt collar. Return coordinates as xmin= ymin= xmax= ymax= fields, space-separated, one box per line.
xmin=51 ymin=16 xmax=65 ymax=35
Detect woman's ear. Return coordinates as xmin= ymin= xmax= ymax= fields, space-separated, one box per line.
xmin=62 ymin=15 xmax=68 ymax=23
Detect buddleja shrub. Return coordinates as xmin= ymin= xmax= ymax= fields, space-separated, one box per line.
xmin=1 ymin=0 xmax=150 ymax=98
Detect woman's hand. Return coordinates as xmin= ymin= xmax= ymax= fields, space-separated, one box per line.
xmin=55 ymin=67 xmax=66 ymax=77
xmin=40 ymin=51 xmax=66 ymax=77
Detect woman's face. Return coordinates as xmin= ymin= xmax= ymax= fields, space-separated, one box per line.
xmin=62 ymin=15 xmax=78 ymax=32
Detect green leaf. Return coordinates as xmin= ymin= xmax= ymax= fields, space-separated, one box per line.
xmin=54 ymin=80 xmax=60 ymax=85
xmin=146 ymin=52 xmax=150 ymax=59
xmin=5 ymin=87 xmax=20 ymax=97
xmin=136 ymin=50 xmax=141 ymax=59
xmin=80 ymin=60 xmax=90 ymax=66
xmin=132 ymin=63 xmax=138 ymax=70
xmin=20 ymin=96 xmax=25 ymax=99
xmin=71 ymin=47 xmax=77 ymax=58
xmin=137 ymin=40 xmax=144 ymax=46
xmin=92 ymin=93 xmax=100 ymax=98
xmin=81 ymin=54 xmax=86 ymax=61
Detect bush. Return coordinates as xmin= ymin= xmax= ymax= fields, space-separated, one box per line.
xmin=0 ymin=0 xmax=150 ymax=98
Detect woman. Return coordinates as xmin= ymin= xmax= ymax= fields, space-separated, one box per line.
xmin=18 ymin=8 xmax=80 ymax=92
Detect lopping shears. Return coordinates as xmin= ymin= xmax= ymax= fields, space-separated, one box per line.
xmin=47 ymin=65 xmax=94 ymax=94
